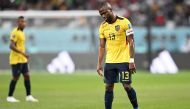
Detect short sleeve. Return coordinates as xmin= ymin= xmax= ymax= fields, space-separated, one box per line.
xmin=123 ymin=19 xmax=134 ymax=36
xmin=10 ymin=30 xmax=17 ymax=42
xmin=99 ymin=24 xmax=105 ymax=38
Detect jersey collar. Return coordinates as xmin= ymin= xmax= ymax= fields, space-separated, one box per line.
xmin=107 ymin=15 xmax=118 ymax=24
xmin=17 ymin=27 xmax=23 ymax=31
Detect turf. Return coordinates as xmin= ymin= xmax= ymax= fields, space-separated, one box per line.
xmin=0 ymin=70 xmax=190 ymax=109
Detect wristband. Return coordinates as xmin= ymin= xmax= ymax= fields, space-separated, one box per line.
xmin=130 ymin=58 xmax=134 ymax=63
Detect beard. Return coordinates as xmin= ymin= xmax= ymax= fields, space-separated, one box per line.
xmin=105 ymin=15 xmax=113 ymax=23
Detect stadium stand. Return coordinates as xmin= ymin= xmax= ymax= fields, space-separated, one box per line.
xmin=1 ymin=0 xmax=190 ymax=26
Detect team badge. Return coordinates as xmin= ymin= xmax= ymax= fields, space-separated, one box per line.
xmin=115 ymin=25 xmax=120 ymax=31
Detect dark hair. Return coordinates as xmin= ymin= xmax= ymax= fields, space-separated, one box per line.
xmin=18 ymin=16 xmax=24 ymax=19
xmin=98 ymin=1 xmax=112 ymax=10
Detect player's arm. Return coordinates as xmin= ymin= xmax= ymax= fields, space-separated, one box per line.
xmin=10 ymin=39 xmax=29 ymax=59
xmin=127 ymin=33 xmax=136 ymax=74
xmin=97 ymin=38 xmax=106 ymax=76
xmin=128 ymin=34 xmax=135 ymax=60
xmin=124 ymin=18 xmax=136 ymax=73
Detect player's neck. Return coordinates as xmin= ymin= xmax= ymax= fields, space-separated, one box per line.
xmin=108 ymin=15 xmax=117 ymax=24
xmin=17 ymin=27 xmax=24 ymax=31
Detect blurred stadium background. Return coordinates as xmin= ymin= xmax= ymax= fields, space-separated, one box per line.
xmin=0 ymin=0 xmax=190 ymax=71
xmin=0 ymin=0 xmax=190 ymax=109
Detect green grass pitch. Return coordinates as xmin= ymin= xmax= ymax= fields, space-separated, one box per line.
xmin=0 ymin=70 xmax=190 ymax=109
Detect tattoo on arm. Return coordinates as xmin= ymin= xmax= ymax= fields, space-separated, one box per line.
xmin=128 ymin=34 xmax=135 ymax=58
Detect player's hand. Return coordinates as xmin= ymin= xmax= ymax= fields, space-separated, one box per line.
xmin=129 ymin=63 xmax=136 ymax=74
xmin=25 ymin=54 xmax=29 ymax=59
xmin=22 ymin=53 xmax=29 ymax=59
xmin=97 ymin=64 xmax=103 ymax=76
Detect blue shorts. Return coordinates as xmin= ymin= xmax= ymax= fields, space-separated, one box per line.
xmin=11 ymin=63 xmax=29 ymax=76
xmin=104 ymin=63 xmax=131 ymax=84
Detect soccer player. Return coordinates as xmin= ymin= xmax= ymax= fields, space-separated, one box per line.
xmin=97 ymin=2 xmax=138 ymax=109
xmin=7 ymin=16 xmax=38 ymax=102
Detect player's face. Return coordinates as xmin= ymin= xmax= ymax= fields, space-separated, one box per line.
xmin=18 ymin=18 xmax=26 ymax=29
xmin=99 ymin=8 xmax=113 ymax=23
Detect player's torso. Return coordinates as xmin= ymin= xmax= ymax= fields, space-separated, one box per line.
xmin=101 ymin=17 xmax=130 ymax=63
xmin=10 ymin=28 xmax=27 ymax=64
xmin=103 ymin=20 xmax=126 ymax=47
xmin=16 ymin=30 xmax=25 ymax=51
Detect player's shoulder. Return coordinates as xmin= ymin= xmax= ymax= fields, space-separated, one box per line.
xmin=117 ymin=16 xmax=130 ymax=23
xmin=100 ymin=21 xmax=107 ymax=26
xmin=12 ymin=27 xmax=20 ymax=33
xmin=12 ymin=27 xmax=18 ymax=31
xmin=117 ymin=16 xmax=129 ymax=20
xmin=117 ymin=16 xmax=125 ymax=20
xmin=11 ymin=27 xmax=19 ymax=35
xmin=99 ymin=21 xmax=107 ymax=30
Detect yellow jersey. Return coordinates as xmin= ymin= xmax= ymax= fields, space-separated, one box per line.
xmin=9 ymin=27 xmax=27 ymax=64
xmin=99 ymin=16 xmax=134 ymax=63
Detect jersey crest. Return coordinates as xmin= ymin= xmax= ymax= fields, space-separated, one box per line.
xmin=115 ymin=25 xmax=120 ymax=31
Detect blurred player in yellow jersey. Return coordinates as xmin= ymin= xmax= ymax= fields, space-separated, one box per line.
xmin=7 ymin=16 xmax=38 ymax=102
xmin=97 ymin=2 xmax=138 ymax=109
